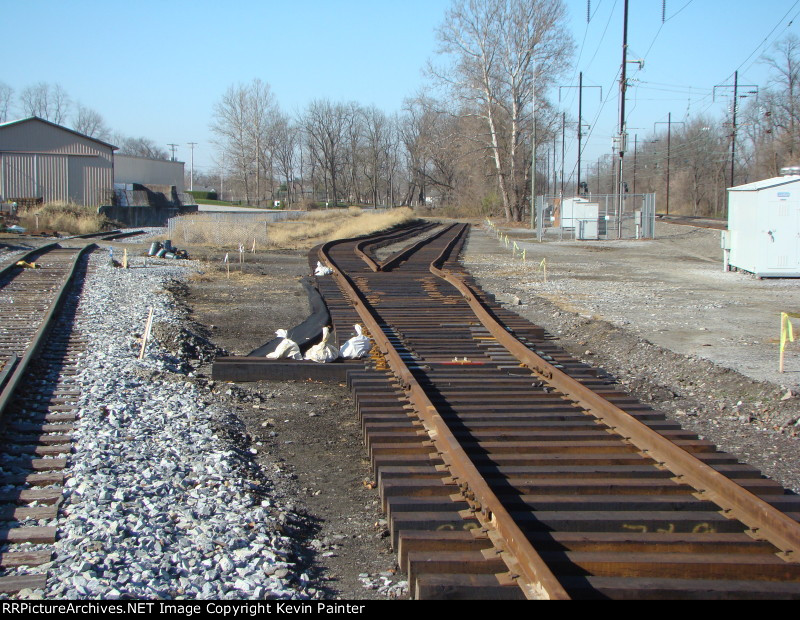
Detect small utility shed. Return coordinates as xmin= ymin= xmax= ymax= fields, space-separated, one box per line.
xmin=0 ymin=117 xmax=115 ymax=206
xmin=724 ymin=172 xmax=800 ymax=277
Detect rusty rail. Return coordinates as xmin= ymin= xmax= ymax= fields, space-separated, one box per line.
xmin=315 ymin=222 xmax=800 ymax=599
xmin=431 ymin=228 xmax=800 ymax=559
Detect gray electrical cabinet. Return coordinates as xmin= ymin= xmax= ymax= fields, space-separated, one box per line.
xmin=724 ymin=174 xmax=800 ymax=277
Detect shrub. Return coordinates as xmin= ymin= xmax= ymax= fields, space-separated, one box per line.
xmin=18 ymin=201 xmax=113 ymax=234
xmin=188 ymin=190 xmax=218 ymax=201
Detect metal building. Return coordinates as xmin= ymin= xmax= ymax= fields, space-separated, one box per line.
xmin=114 ymin=154 xmax=185 ymax=193
xmin=723 ymin=171 xmax=800 ymax=277
xmin=0 ymin=116 xmax=115 ymax=207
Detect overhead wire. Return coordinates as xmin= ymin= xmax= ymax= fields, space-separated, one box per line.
xmin=729 ymin=0 xmax=800 ymax=80
xmin=561 ymin=0 xmax=798 ymax=190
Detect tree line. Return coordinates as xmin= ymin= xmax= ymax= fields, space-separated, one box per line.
xmin=4 ymin=1 xmax=797 ymax=219
xmin=210 ymin=2 xmax=799 ymax=219
xmin=207 ymin=0 xmax=573 ymax=218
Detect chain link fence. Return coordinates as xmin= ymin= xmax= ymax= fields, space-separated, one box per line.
xmin=534 ymin=193 xmax=656 ymax=241
xmin=166 ymin=210 xmax=306 ymax=248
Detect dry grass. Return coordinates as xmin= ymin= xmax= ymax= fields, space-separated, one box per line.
xmin=167 ymin=207 xmax=417 ymax=251
xmin=17 ymin=201 xmax=112 ymax=234
xmin=269 ymin=207 xmax=416 ymax=249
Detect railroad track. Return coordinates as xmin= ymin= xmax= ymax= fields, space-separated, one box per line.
xmin=0 ymin=243 xmax=92 ymax=594
xmin=315 ymin=222 xmax=800 ymax=600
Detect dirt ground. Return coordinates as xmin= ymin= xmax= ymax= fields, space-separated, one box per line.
xmin=171 ymin=248 xmax=405 ymax=600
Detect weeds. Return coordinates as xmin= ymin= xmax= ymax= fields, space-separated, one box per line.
xmin=165 ymin=207 xmax=417 ymax=251
xmin=17 ymin=201 xmax=113 ymax=234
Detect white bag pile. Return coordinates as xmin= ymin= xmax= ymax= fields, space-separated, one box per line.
xmin=304 ymin=326 xmax=339 ymax=363
xmin=339 ymin=324 xmax=371 ymax=359
xmin=265 ymin=329 xmax=302 ymax=360
xmin=314 ymin=261 xmax=333 ymax=276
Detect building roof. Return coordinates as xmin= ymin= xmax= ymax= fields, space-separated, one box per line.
xmin=0 ymin=116 xmax=117 ymax=150
xmin=728 ymin=175 xmax=800 ymax=192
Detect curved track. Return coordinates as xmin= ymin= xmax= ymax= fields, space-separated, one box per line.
xmin=316 ymin=222 xmax=800 ymax=599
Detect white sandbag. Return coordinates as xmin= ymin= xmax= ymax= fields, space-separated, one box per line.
xmin=314 ymin=261 xmax=333 ymax=276
xmin=339 ymin=324 xmax=371 ymax=359
xmin=304 ymin=326 xmax=339 ymax=363
xmin=266 ymin=329 xmax=302 ymax=360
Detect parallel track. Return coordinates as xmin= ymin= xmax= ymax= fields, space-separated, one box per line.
xmin=316 ymin=222 xmax=800 ymax=599
xmin=0 ymin=244 xmax=92 ymax=594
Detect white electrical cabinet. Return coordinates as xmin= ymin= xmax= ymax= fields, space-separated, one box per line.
xmin=725 ymin=175 xmax=800 ymax=277
xmin=560 ymin=197 xmax=600 ymax=236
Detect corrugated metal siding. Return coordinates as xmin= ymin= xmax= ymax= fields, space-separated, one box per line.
xmin=82 ymin=159 xmax=113 ymax=206
xmin=0 ymin=119 xmax=114 ymax=205
xmin=0 ymin=119 xmax=112 ymax=159
xmin=1 ymin=153 xmax=36 ymax=198
xmin=37 ymin=155 xmax=69 ymax=203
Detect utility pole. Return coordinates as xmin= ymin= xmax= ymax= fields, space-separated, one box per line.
xmin=168 ymin=144 xmax=178 ymax=162
xmin=530 ymin=81 xmax=537 ymax=230
xmin=616 ymin=0 xmax=630 ymax=227
xmin=561 ymin=112 xmax=566 ymax=197
xmin=731 ymin=71 xmax=738 ymax=189
xmin=714 ymin=73 xmax=758 ymax=203
xmin=654 ymin=114 xmax=685 ymax=215
xmin=596 ymin=158 xmax=601 ymax=194
xmin=578 ymin=72 xmax=583 ymax=194
xmin=187 ymin=142 xmax=197 ymax=192
xmin=614 ymin=0 xmax=646 ymax=234
xmin=559 ymin=72 xmax=601 ymax=196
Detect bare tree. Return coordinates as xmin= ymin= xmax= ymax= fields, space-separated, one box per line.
xmin=400 ymin=95 xmax=477 ymax=208
xmin=210 ymin=79 xmax=281 ymax=205
xmin=112 ymin=133 xmax=169 ymax=159
xmin=19 ymin=82 xmax=71 ymax=124
xmin=669 ymin=118 xmax=728 ymax=216
xmin=361 ymin=105 xmax=391 ymax=207
xmin=272 ymin=111 xmax=299 ymax=206
xmin=760 ymin=34 xmax=800 ymax=167
xmin=249 ymin=79 xmax=279 ymax=205
xmin=429 ymin=0 xmax=573 ymax=221
xmin=0 ymin=82 xmax=12 ymax=123
xmin=210 ymin=83 xmax=257 ymax=204
xmin=301 ymin=99 xmax=353 ymax=205
xmin=344 ymin=102 xmax=366 ymax=203
xmin=72 ymin=103 xmax=111 ymax=141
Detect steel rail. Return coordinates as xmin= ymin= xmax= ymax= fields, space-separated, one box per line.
xmin=0 ymin=243 xmax=94 ymax=420
xmin=354 ymin=222 xmax=439 ymax=272
xmin=0 ymin=242 xmax=61 ymax=279
xmin=371 ymin=225 xmax=454 ymax=273
xmin=430 ymin=228 xmax=800 ymax=561
xmin=319 ymin=227 xmax=571 ymax=600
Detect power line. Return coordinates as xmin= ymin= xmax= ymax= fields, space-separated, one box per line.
xmin=740 ymin=5 xmax=800 ymax=76
xmin=583 ymin=0 xmax=618 ymax=74
xmin=663 ymin=0 xmax=695 ymax=23
xmin=728 ymin=0 xmax=800 ymax=80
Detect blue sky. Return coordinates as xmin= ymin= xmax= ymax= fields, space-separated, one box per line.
xmin=3 ymin=0 xmax=800 ymax=183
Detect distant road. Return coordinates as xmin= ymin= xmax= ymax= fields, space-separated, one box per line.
xmin=196 ymin=204 xmax=277 ymax=213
